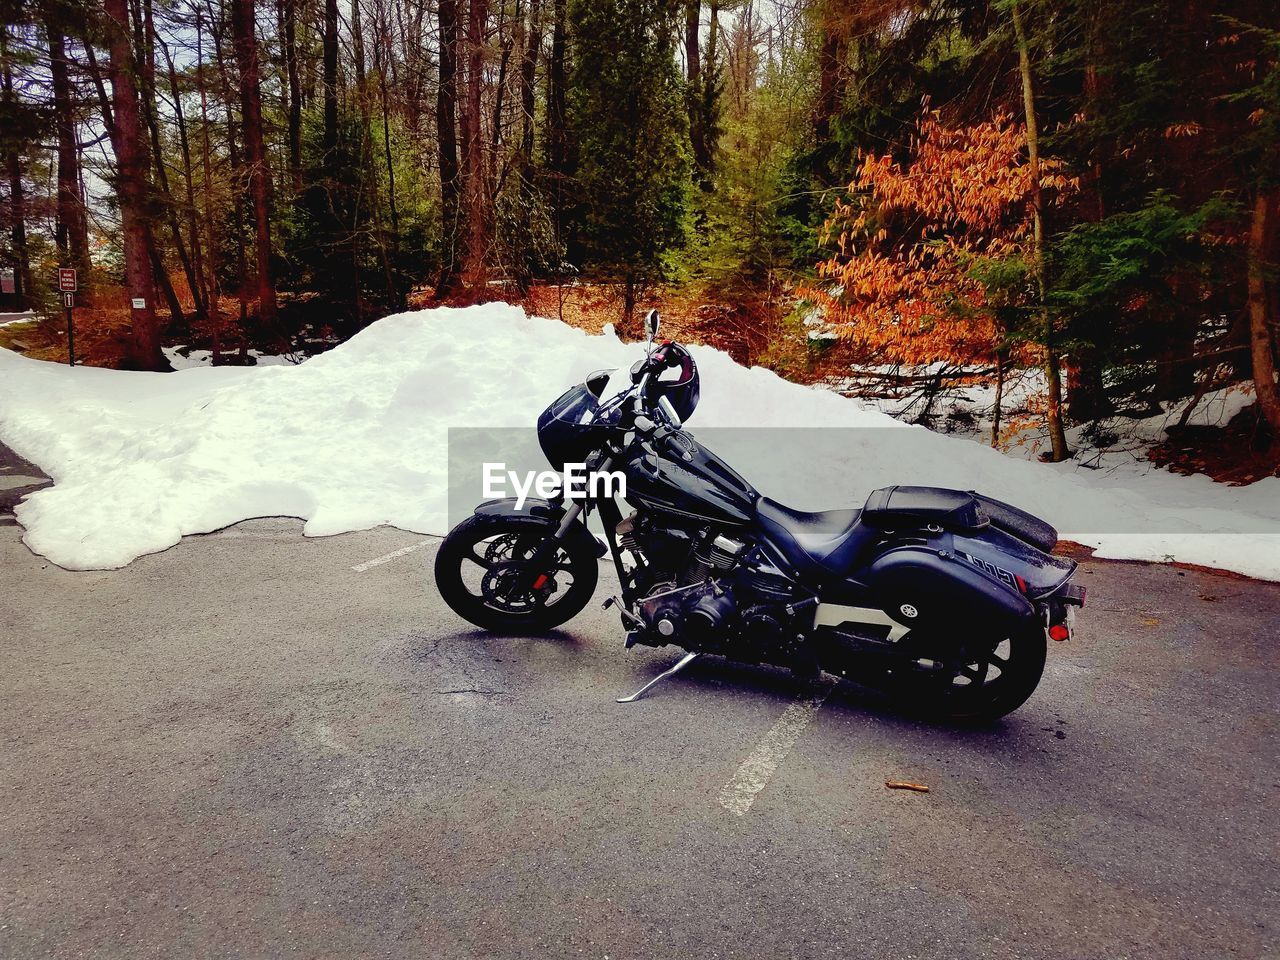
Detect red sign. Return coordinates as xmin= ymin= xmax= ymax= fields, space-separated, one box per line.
xmin=58 ymin=268 xmax=77 ymax=292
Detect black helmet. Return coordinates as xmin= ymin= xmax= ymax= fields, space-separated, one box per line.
xmin=649 ymin=342 xmax=700 ymax=422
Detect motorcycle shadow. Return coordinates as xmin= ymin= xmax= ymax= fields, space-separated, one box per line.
xmin=421 ymin=632 xmax=1021 ymax=733
xmin=435 ymin=626 xmax=584 ymax=646
xmin=663 ymin=654 xmax=1021 ymax=733
xmin=412 ymin=627 xmax=589 ymax=661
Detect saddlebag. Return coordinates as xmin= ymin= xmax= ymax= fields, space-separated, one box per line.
xmin=865 ymin=543 xmax=1036 ymax=632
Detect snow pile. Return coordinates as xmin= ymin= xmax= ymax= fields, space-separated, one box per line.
xmin=823 ymin=362 xmax=1260 ymax=477
xmin=1 ymin=302 xmax=1278 ymax=577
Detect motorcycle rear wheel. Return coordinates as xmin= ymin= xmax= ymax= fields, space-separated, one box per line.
xmin=874 ymin=625 xmax=1047 ymax=722
xmin=434 ymin=513 xmax=599 ymax=633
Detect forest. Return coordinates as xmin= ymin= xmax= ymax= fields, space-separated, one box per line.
xmin=1 ymin=0 xmax=1278 ymax=466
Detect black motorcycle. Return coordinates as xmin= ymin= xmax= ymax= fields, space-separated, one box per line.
xmin=435 ymin=311 xmax=1085 ymax=719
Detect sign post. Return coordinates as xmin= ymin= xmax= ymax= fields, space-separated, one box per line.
xmin=58 ymin=268 xmax=77 ymax=366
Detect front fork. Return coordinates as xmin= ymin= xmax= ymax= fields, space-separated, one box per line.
xmin=513 ymin=457 xmax=618 ymax=594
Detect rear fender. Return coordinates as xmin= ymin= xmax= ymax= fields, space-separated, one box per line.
xmin=951 ymin=526 xmax=1076 ymax=600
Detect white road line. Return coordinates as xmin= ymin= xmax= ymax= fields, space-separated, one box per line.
xmin=351 ymin=539 xmax=435 ymax=572
xmin=717 ymin=678 xmax=834 ymax=816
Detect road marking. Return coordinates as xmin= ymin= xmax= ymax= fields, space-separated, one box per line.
xmin=351 ymin=538 xmax=435 ymax=572
xmin=717 ymin=678 xmax=833 ymax=816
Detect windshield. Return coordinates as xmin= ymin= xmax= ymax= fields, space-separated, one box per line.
xmin=538 ymin=383 xmax=607 ymax=470
xmin=543 ymin=383 xmax=601 ymax=426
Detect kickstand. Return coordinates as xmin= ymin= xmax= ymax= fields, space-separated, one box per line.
xmin=616 ymin=652 xmax=701 ymax=704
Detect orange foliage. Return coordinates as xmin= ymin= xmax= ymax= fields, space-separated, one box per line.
xmin=805 ymin=109 xmax=1075 ymax=366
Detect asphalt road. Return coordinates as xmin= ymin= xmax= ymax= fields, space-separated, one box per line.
xmin=0 ymin=444 xmax=50 ymax=522
xmin=1 ymin=502 xmax=1278 ymax=958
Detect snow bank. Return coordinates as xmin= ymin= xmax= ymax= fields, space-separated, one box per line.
xmin=1 ymin=303 xmax=1277 ymax=578
xmin=825 ymin=362 xmax=1260 ymax=475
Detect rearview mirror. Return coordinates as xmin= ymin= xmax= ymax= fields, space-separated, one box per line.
xmin=644 ymin=309 xmax=660 ymax=342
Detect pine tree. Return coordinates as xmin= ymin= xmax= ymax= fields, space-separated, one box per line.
xmin=568 ymin=0 xmax=690 ymax=324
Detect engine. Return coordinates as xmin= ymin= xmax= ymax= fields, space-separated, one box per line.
xmin=619 ymin=513 xmax=806 ymax=666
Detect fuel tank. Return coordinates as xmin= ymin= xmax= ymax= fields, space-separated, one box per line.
xmin=621 ymin=429 xmax=758 ymax=525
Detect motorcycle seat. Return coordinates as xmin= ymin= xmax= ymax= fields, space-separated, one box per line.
xmin=860 ymin=485 xmax=987 ymax=532
xmin=754 ymin=498 xmax=879 ymax=577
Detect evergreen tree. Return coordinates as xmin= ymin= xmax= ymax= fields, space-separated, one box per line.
xmin=567 ymin=0 xmax=690 ymax=324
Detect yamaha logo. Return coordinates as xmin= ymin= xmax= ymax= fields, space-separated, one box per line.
xmin=899 ymin=603 xmax=919 ymax=619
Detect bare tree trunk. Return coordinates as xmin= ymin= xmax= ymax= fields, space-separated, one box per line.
xmin=1248 ymin=188 xmax=1280 ymax=435
xmin=461 ymin=0 xmax=489 ymax=289
xmin=231 ymin=0 xmax=280 ymax=334
xmin=352 ymin=0 xmax=369 ymax=314
xmin=282 ymin=0 xmax=303 ymax=191
xmin=209 ymin=0 xmax=250 ymax=338
xmin=707 ymin=1 xmax=719 ymax=81
xmin=104 ymin=0 xmax=165 ymax=369
xmin=490 ymin=1 xmax=513 ymax=158
xmin=148 ymin=237 xmax=188 ymax=323
xmin=371 ymin=0 xmax=402 ymax=306
xmin=3 ymin=147 xmax=29 ymax=311
xmin=374 ymin=0 xmax=398 ymax=234
xmin=1011 ymin=0 xmax=1069 ymax=462
xmin=160 ymin=32 xmax=210 ymax=330
xmin=519 ymin=0 xmax=541 ymax=161
xmin=685 ymin=1 xmax=709 ymax=183
xmin=46 ymin=18 xmax=92 ymax=296
xmin=197 ymin=11 xmax=224 ymax=364
xmin=322 ymin=0 xmax=339 ymax=163
xmin=685 ymin=1 xmax=700 ymax=84
xmin=436 ymin=0 xmax=462 ymax=293
xmin=546 ymin=0 xmax=567 ymax=211
xmin=137 ymin=0 xmax=197 ymax=330
xmin=812 ymin=8 xmax=844 ymax=154
xmin=350 ymin=0 xmax=387 ymax=321
xmin=991 ymin=349 xmax=1006 ymax=447
xmin=622 ymin=274 xmax=637 ymax=329
xmin=1 ymin=31 xmax=31 ymax=311
xmin=301 ymin=0 xmax=319 ymax=104
xmin=1065 ymin=1 xmax=1112 ymax=422
xmin=87 ymin=24 xmax=180 ymax=335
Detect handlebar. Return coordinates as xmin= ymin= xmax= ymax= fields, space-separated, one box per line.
xmin=606 ymin=341 xmax=686 ymax=436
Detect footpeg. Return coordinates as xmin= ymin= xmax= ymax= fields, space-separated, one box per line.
xmin=603 ymin=596 xmax=643 ymax=628
xmin=616 ymin=651 xmax=701 ymax=703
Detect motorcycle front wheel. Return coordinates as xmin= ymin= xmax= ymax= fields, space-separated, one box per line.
xmin=434 ymin=513 xmax=599 ymax=633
